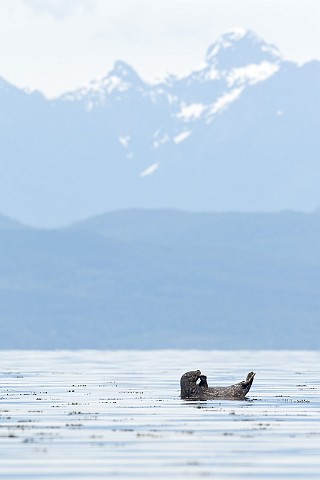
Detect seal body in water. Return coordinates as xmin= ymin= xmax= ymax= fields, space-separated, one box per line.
xmin=180 ymin=370 xmax=255 ymax=400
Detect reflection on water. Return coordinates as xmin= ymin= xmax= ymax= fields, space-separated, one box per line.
xmin=0 ymin=350 xmax=320 ymax=479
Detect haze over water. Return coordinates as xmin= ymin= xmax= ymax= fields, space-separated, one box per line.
xmin=1 ymin=349 xmax=320 ymax=478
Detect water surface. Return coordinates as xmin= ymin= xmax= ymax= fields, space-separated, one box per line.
xmin=0 ymin=350 xmax=320 ymax=478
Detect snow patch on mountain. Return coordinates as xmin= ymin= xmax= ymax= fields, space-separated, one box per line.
xmin=140 ymin=163 xmax=159 ymax=177
xmin=227 ymin=61 xmax=280 ymax=87
xmin=119 ymin=135 xmax=130 ymax=148
xmin=174 ymin=131 xmax=192 ymax=144
xmin=261 ymin=44 xmax=282 ymax=58
xmin=203 ymin=68 xmax=220 ymax=81
xmin=153 ymin=130 xmax=170 ymax=149
xmin=207 ymin=87 xmax=243 ymax=120
xmin=177 ymin=103 xmax=206 ymax=122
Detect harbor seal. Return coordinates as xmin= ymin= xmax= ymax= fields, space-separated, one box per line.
xmin=180 ymin=370 xmax=255 ymax=400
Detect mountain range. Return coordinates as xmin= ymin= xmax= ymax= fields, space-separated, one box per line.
xmin=1 ymin=29 xmax=320 ymax=227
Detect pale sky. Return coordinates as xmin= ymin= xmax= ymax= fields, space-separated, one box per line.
xmin=1 ymin=0 xmax=319 ymax=98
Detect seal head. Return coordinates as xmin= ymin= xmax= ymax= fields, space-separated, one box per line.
xmin=180 ymin=370 xmax=202 ymax=399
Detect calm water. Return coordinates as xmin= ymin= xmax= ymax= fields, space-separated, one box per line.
xmin=0 ymin=350 xmax=320 ymax=479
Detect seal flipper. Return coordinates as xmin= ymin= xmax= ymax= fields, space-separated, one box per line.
xmin=239 ymin=372 xmax=256 ymax=394
xmin=198 ymin=374 xmax=208 ymax=388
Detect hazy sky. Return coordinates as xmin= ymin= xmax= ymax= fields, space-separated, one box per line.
xmin=1 ymin=0 xmax=319 ymax=97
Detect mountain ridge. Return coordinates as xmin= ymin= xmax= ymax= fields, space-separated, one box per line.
xmin=1 ymin=29 xmax=320 ymax=227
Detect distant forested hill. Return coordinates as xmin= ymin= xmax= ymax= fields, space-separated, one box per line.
xmin=0 ymin=209 xmax=320 ymax=349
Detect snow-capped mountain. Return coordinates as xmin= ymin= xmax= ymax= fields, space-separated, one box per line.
xmin=1 ymin=29 xmax=320 ymax=226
